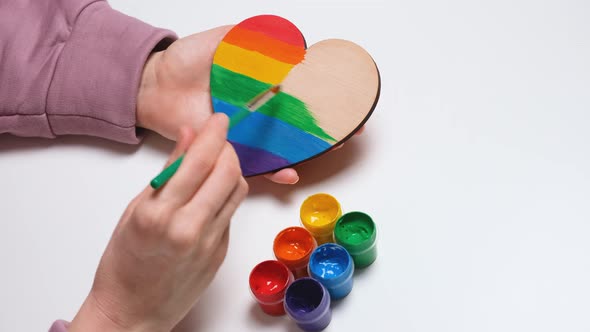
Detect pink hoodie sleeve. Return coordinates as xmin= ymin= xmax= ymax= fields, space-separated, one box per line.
xmin=48 ymin=320 xmax=69 ymax=332
xmin=0 ymin=0 xmax=177 ymax=144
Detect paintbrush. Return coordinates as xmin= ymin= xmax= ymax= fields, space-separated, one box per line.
xmin=150 ymin=85 xmax=281 ymax=189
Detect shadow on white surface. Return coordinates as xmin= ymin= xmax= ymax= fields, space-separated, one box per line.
xmin=247 ymin=302 xmax=290 ymax=328
xmin=246 ymin=138 xmax=367 ymax=203
xmin=172 ymin=292 xmax=289 ymax=332
xmin=0 ymin=131 xmax=175 ymax=157
xmin=353 ymin=263 xmax=376 ymax=280
xmin=171 ymin=290 xmax=216 ymax=332
xmin=285 ymin=320 xmax=304 ymax=332
xmin=0 ymin=133 xmax=139 ymax=154
xmin=142 ymin=132 xmax=177 ymax=156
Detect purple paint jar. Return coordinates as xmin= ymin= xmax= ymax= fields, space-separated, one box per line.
xmin=284 ymin=277 xmax=332 ymax=332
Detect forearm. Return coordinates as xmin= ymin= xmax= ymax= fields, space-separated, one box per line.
xmin=0 ymin=0 xmax=176 ymax=143
xmin=66 ymin=293 xmax=139 ymax=332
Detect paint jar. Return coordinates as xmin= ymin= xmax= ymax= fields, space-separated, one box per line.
xmin=334 ymin=211 xmax=377 ymax=268
xmin=249 ymin=260 xmax=294 ymax=316
xmin=273 ymin=227 xmax=317 ymax=279
xmin=308 ymin=243 xmax=354 ymax=300
xmin=284 ymin=277 xmax=332 ymax=332
xmin=300 ymin=193 xmax=342 ymax=245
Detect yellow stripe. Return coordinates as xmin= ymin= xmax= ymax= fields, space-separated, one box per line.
xmin=213 ymin=42 xmax=294 ymax=85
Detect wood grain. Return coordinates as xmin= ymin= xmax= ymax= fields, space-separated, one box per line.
xmin=281 ymin=39 xmax=380 ymax=141
xmin=211 ymin=15 xmax=380 ymax=176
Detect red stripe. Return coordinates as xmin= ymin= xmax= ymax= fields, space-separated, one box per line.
xmin=238 ymin=15 xmax=306 ymax=48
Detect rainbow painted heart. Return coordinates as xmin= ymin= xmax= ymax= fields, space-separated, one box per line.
xmin=211 ymin=15 xmax=380 ymax=176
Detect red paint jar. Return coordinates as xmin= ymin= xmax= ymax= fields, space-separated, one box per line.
xmin=273 ymin=227 xmax=317 ymax=279
xmin=249 ymin=260 xmax=294 ymax=315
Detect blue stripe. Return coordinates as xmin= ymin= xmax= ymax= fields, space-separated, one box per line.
xmin=212 ymin=98 xmax=332 ymax=163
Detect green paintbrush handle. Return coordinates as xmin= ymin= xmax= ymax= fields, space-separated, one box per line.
xmin=150 ymin=155 xmax=184 ymax=189
xmin=149 ymin=86 xmax=279 ymax=190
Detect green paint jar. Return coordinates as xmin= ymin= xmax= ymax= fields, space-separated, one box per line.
xmin=333 ymin=211 xmax=377 ymax=268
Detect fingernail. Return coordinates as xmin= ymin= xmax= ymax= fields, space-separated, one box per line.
xmin=215 ymin=113 xmax=230 ymax=129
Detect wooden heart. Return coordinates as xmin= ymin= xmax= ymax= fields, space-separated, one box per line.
xmin=210 ymin=15 xmax=380 ymax=176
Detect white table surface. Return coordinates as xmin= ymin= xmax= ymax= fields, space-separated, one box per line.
xmin=2 ymin=0 xmax=589 ymax=331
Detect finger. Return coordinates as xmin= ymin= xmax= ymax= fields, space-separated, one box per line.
xmin=330 ymin=143 xmax=344 ymax=151
xmin=210 ymin=226 xmax=231 ymax=271
xmin=199 ymin=225 xmax=231 ymax=283
xmin=211 ymin=177 xmax=248 ymax=232
xmin=355 ymin=125 xmax=365 ymax=135
xmin=199 ymin=178 xmax=246 ymax=259
xmin=147 ymin=126 xmax=196 ymax=194
xmin=263 ymin=168 xmax=299 ymax=184
xmin=168 ymin=150 xmax=248 ymax=254
xmin=261 ymin=125 xmax=364 ymax=184
xmin=186 ymin=25 xmax=235 ymax=55
xmin=139 ymin=127 xmax=194 ymax=225
xmin=164 ymin=126 xmax=196 ymax=168
xmin=159 ymin=113 xmax=229 ymax=204
xmin=182 ymin=144 xmax=243 ymax=223
xmin=113 ymin=193 xmax=145 ymax=230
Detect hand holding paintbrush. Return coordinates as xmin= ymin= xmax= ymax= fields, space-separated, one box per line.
xmin=150 ymin=85 xmax=281 ymax=189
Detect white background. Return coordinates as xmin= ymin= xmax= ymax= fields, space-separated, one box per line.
xmin=1 ymin=0 xmax=590 ymax=331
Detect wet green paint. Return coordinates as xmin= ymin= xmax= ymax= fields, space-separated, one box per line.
xmin=334 ymin=212 xmax=377 ymax=268
xmin=211 ymin=65 xmax=335 ymax=142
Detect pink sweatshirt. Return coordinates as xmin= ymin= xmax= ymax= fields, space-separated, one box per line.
xmin=1 ymin=1 xmax=177 ymax=330
xmin=0 ymin=0 xmax=176 ymax=144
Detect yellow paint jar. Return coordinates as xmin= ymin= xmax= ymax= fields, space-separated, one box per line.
xmin=300 ymin=193 xmax=342 ymax=245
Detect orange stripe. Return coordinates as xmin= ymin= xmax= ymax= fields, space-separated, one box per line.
xmin=223 ymin=26 xmax=306 ymax=65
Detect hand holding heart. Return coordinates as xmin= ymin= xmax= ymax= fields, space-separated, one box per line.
xmin=211 ymin=15 xmax=379 ymax=177
xmin=137 ymin=26 xmax=300 ymax=184
xmin=137 ymin=16 xmax=379 ymax=184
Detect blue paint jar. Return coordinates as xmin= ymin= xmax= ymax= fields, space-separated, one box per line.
xmin=308 ymin=243 xmax=354 ymax=300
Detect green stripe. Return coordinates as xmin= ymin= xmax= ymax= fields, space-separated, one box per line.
xmin=211 ymin=64 xmax=335 ymax=142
